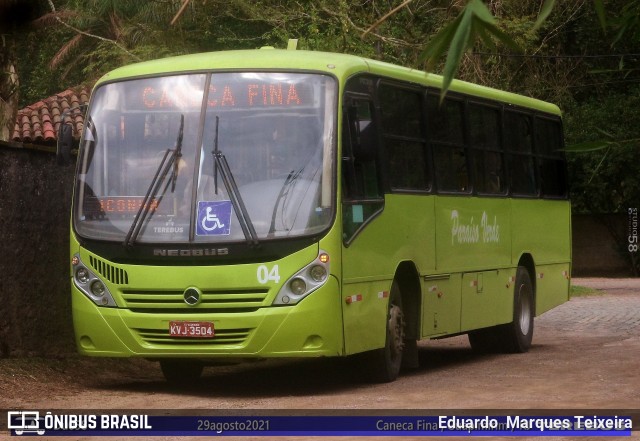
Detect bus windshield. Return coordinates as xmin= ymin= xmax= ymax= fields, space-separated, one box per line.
xmin=74 ymin=72 xmax=336 ymax=244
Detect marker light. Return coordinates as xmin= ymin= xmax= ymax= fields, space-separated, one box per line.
xmin=319 ymin=253 xmax=329 ymax=264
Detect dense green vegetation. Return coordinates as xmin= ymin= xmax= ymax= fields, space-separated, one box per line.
xmin=7 ymin=0 xmax=640 ymax=219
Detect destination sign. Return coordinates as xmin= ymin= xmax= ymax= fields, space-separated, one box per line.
xmin=83 ymin=196 xmax=174 ymax=216
xmin=138 ymin=81 xmax=312 ymax=111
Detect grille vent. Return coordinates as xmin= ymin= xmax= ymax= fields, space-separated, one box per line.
xmin=89 ymin=256 xmax=129 ymax=285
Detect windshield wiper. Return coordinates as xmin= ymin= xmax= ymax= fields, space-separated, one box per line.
xmin=267 ymin=168 xmax=302 ymax=238
xmin=124 ymin=114 xmax=184 ymax=248
xmin=212 ymin=116 xmax=259 ymax=247
xmin=171 ymin=114 xmax=184 ymax=192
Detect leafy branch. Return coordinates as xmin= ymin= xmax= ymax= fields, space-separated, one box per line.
xmin=45 ymin=0 xmax=140 ymax=63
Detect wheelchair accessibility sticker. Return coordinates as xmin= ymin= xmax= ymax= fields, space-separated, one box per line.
xmin=197 ymin=201 xmax=232 ymax=236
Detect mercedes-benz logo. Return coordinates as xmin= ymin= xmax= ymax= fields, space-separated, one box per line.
xmin=183 ymin=287 xmax=201 ymax=306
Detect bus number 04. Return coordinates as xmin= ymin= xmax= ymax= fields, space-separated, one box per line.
xmin=257 ymin=265 xmax=280 ymax=284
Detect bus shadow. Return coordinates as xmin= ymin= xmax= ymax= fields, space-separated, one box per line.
xmin=96 ymin=356 xmax=365 ymax=398
xmin=92 ymin=341 xmax=504 ymax=398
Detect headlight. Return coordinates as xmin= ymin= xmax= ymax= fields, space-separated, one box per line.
xmin=289 ymin=278 xmax=307 ymax=295
xmin=72 ymin=254 xmax=118 ymax=307
xmin=76 ymin=267 xmax=90 ymax=284
xmin=309 ymin=265 xmax=327 ymax=282
xmin=273 ymin=250 xmax=331 ymax=305
xmin=90 ymin=280 xmax=106 ymax=297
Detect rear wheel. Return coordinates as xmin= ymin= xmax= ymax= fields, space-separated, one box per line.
xmin=468 ymin=266 xmax=534 ymax=353
xmin=160 ymin=360 xmax=204 ymax=385
xmin=364 ymin=280 xmax=405 ymax=383
xmin=509 ymin=266 xmax=535 ymax=352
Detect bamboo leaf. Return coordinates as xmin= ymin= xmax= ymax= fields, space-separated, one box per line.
xmin=595 ymin=128 xmax=615 ymax=140
xmin=482 ymin=21 xmax=521 ymax=52
xmin=564 ymin=140 xmax=611 ymax=152
xmin=533 ymin=0 xmax=555 ymax=31
xmin=441 ymin=8 xmax=474 ymax=95
xmin=475 ymin=24 xmax=496 ymax=50
xmin=593 ymin=0 xmax=607 ymax=31
xmin=421 ymin=14 xmax=463 ymax=71
xmin=588 ymin=146 xmax=612 ymax=184
xmin=467 ymin=0 xmax=494 ymax=24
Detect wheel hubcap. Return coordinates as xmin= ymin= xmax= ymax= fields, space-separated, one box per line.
xmin=518 ymin=284 xmax=532 ymax=335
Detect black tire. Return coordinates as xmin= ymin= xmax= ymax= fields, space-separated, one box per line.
xmin=160 ymin=360 xmax=204 ymax=385
xmin=364 ymin=280 xmax=405 ymax=383
xmin=468 ymin=266 xmax=534 ymax=353
xmin=508 ymin=266 xmax=535 ymax=352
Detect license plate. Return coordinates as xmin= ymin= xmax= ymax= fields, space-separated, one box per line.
xmin=169 ymin=321 xmax=214 ymax=338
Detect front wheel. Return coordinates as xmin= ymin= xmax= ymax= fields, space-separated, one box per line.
xmin=363 ymin=281 xmax=405 ymax=383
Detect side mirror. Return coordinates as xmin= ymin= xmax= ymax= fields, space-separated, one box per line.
xmin=56 ymin=122 xmax=73 ymax=166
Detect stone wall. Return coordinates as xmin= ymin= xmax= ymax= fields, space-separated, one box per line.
xmin=0 ymin=145 xmax=634 ymax=356
xmin=0 ymin=145 xmax=75 ymax=356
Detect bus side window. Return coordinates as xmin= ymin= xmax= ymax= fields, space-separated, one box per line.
xmin=343 ymin=99 xmax=381 ymax=199
xmin=534 ymin=117 xmax=567 ymax=198
xmin=504 ymin=111 xmax=538 ymax=196
xmin=342 ymin=98 xmax=384 ymax=243
xmin=379 ymin=84 xmax=430 ymax=191
xmin=469 ymin=103 xmax=505 ymax=195
xmin=427 ymin=94 xmax=469 ymax=193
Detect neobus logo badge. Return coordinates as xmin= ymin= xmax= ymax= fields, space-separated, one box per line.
xmin=153 ymin=248 xmax=229 ymax=257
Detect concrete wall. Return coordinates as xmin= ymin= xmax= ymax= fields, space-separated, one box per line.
xmin=572 ymin=214 xmax=631 ymax=277
xmin=0 ymin=144 xmax=634 ymax=356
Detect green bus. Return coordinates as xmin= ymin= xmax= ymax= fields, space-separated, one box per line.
xmin=61 ymin=47 xmax=571 ymax=383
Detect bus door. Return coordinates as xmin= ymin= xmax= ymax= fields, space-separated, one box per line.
xmin=340 ymin=94 xmax=389 ymax=355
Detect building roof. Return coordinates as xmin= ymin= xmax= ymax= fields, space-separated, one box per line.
xmin=12 ymin=86 xmax=90 ymax=145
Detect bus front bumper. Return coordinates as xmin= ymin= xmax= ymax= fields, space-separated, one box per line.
xmin=72 ymin=277 xmax=344 ymax=359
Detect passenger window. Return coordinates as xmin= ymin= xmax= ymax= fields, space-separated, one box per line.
xmin=504 ymin=111 xmax=537 ymax=196
xmin=469 ymin=103 xmax=505 ymax=194
xmin=427 ymin=94 xmax=469 ymax=193
xmin=379 ymin=85 xmax=429 ymax=191
xmin=535 ymin=117 xmax=566 ymax=197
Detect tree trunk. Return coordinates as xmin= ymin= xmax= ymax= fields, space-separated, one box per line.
xmin=0 ymin=34 xmax=19 ymax=142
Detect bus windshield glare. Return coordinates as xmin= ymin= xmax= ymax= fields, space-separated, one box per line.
xmin=74 ymin=72 xmax=336 ymax=244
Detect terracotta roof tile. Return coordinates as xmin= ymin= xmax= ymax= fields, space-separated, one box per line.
xmin=12 ymin=86 xmax=91 ymax=145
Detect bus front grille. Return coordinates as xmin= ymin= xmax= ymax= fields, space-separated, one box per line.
xmin=119 ymin=288 xmax=269 ymax=313
xmin=89 ymin=256 xmax=129 ymax=285
xmin=133 ymin=327 xmax=252 ymax=346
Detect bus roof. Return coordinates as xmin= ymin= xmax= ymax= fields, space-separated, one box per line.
xmin=97 ymin=48 xmax=561 ymax=116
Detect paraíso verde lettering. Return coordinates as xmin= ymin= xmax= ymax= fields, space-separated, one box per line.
xmin=451 ymin=210 xmax=500 ymax=245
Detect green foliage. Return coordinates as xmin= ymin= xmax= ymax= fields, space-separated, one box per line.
xmin=11 ymin=0 xmax=640 ymax=222
xmin=420 ymin=0 xmax=520 ymax=98
xmin=570 ymin=284 xmax=602 ymax=297
xmin=565 ymin=85 xmax=640 ymax=214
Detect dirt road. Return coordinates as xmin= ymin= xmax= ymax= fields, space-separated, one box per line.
xmin=1 ymin=278 xmax=638 ymax=439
